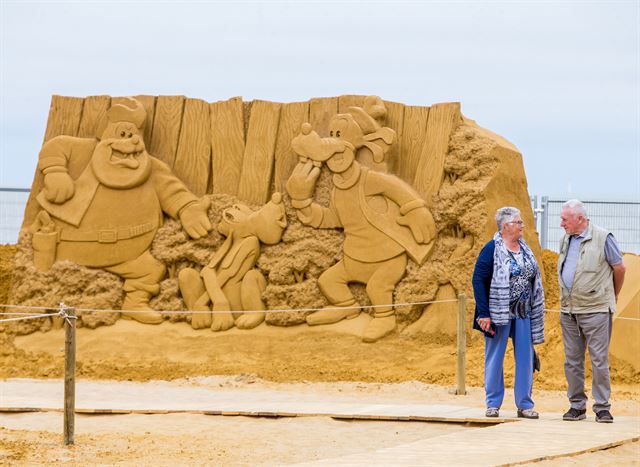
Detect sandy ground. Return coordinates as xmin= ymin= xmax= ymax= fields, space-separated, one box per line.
xmin=1 ymin=244 xmax=639 ymax=465
xmin=1 ymin=316 xmax=639 ymax=465
xmin=1 ymin=377 xmax=638 ymax=466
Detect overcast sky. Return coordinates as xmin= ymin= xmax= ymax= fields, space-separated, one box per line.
xmin=1 ymin=0 xmax=638 ymax=200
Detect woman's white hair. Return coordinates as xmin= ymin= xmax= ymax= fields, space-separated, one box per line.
xmin=495 ymin=206 xmax=521 ymax=231
xmin=562 ymin=199 xmax=587 ymax=217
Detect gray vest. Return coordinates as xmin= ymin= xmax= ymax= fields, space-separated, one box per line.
xmin=557 ymin=224 xmax=616 ymax=313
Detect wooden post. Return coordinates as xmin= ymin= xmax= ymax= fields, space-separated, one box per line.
xmin=62 ymin=303 xmax=76 ymax=445
xmin=456 ymin=293 xmax=467 ymax=395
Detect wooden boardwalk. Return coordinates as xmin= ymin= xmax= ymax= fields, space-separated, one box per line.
xmin=294 ymin=415 xmax=639 ymax=466
xmin=1 ymin=379 xmax=638 ymax=465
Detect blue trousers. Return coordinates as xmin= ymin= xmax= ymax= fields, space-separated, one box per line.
xmin=484 ymin=317 xmax=534 ymax=410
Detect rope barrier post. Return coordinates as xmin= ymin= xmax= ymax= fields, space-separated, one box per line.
xmin=456 ymin=293 xmax=467 ymax=395
xmin=61 ymin=302 xmax=76 ymax=445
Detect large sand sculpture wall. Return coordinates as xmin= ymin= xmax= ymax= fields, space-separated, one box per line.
xmin=11 ymin=94 xmax=541 ymax=340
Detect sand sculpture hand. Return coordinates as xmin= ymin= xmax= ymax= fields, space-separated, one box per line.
xmin=179 ymin=197 xmax=212 ymax=239
xmin=285 ymin=160 xmax=321 ymax=203
xmin=397 ymin=206 xmax=436 ymax=244
xmin=43 ymin=171 xmax=75 ymax=204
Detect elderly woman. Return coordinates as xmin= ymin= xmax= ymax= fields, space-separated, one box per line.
xmin=472 ymin=206 xmax=545 ymax=419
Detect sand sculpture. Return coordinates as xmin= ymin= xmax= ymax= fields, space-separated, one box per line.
xmin=10 ymin=93 xmax=542 ymax=343
xmin=179 ymin=193 xmax=287 ymax=331
xmin=28 ymin=97 xmax=212 ymax=324
xmin=285 ymin=104 xmax=436 ymax=342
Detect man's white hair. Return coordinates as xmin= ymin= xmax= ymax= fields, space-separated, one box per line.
xmin=562 ymin=199 xmax=587 ymax=217
xmin=495 ymin=206 xmax=521 ymax=231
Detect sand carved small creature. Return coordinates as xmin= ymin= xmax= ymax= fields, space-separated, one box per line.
xmin=179 ymin=193 xmax=287 ymax=331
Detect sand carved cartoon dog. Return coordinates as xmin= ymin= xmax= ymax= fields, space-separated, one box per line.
xmin=179 ymin=193 xmax=287 ymax=331
xmin=30 ymin=97 xmax=212 ymax=324
xmin=286 ymin=98 xmax=436 ymax=342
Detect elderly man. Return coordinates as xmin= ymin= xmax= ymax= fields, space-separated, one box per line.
xmin=558 ymin=199 xmax=626 ymax=423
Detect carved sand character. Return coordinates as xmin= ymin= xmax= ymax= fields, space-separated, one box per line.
xmin=286 ymin=101 xmax=437 ymax=342
xmin=30 ymin=97 xmax=212 ymax=324
xmin=330 ymin=96 xmax=395 ymax=172
xmin=179 ymin=193 xmax=287 ymax=331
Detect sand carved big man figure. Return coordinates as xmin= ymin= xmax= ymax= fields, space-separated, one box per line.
xmin=30 ymin=97 xmax=212 ymax=324
xmin=286 ymin=98 xmax=436 ymax=342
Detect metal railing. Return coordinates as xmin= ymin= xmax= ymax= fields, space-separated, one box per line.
xmin=0 ymin=188 xmax=30 ymax=245
xmin=531 ymin=196 xmax=640 ymax=254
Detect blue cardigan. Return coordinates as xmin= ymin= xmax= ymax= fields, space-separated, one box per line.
xmin=471 ymin=240 xmax=495 ymax=334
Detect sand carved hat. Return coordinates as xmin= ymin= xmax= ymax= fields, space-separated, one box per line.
xmin=345 ymin=96 xmax=394 ymax=163
xmin=96 ymin=97 xmax=147 ymax=140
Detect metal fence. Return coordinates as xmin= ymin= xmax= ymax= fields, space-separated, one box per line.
xmin=0 ymin=188 xmax=30 ymax=245
xmin=532 ymin=196 xmax=640 ymax=254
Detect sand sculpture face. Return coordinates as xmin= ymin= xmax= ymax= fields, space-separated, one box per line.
xmin=179 ymin=193 xmax=287 ymax=331
xmin=91 ymin=122 xmax=151 ymax=189
xmin=30 ymin=97 xmax=212 ymax=325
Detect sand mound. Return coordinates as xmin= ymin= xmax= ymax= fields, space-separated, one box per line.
xmin=610 ymin=253 xmax=640 ymax=369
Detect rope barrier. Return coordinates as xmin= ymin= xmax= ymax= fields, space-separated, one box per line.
xmin=0 ymin=303 xmax=57 ymax=311
xmin=1 ymin=301 xmax=638 ymax=321
xmin=0 ymin=312 xmax=56 ymax=316
xmin=73 ymin=299 xmax=460 ymax=315
xmin=0 ymin=313 xmax=54 ymax=323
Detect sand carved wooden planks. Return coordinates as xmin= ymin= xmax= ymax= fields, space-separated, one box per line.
xmin=309 ymin=97 xmax=338 ymax=137
xmin=24 ymin=96 xmax=84 ymax=228
xmin=131 ymin=95 xmax=157 ymax=146
xmin=76 ymin=95 xmax=111 ymax=139
xmin=24 ymin=94 xmax=455 ymax=231
xmin=273 ymin=101 xmax=309 ymax=193
xmin=383 ymin=100 xmax=405 ymax=175
xmin=237 ymin=100 xmax=282 ymax=205
xmin=397 ymin=105 xmax=430 ymax=185
xmin=210 ymin=97 xmax=245 ymax=196
xmin=173 ymin=98 xmax=211 ymax=196
xmin=149 ymin=96 xmax=185 ymax=168
xmin=337 ymin=95 xmax=365 ymax=114
xmin=414 ymin=102 xmax=462 ymax=199
xmin=43 ymin=96 xmax=84 ymax=142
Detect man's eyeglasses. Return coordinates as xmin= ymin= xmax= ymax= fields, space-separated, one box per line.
xmin=507 ymin=220 xmax=525 ymax=226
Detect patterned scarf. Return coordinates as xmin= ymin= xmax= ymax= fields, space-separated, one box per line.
xmin=489 ymin=232 xmax=545 ymax=344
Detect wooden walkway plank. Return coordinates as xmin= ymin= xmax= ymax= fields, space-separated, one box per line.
xmin=148 ymin=95 xmax=185 ymax=168
xmin=309 ymin=97 xmax=338 ymax=137
xmin=273 ymin=101 xmax=309 ymax=193
xmin=397 ymin=105 xmax=430 ymax=185
xmin=209 ymin=97 xmax=245 ymax=196
xmin=237 ymin=100 xmax=282 ymax=204
xmin=337 ymin=95 xmax=365 ymax=114
xmin=24 ymin=96 xmax=84 ymax=229
xmin=76 ymin=95 xmax=111 ymax=139
xmin=413 ymin=102 xmax=462 ymax=199
xmin=173 ymin=98 xmax=211 ymax=196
